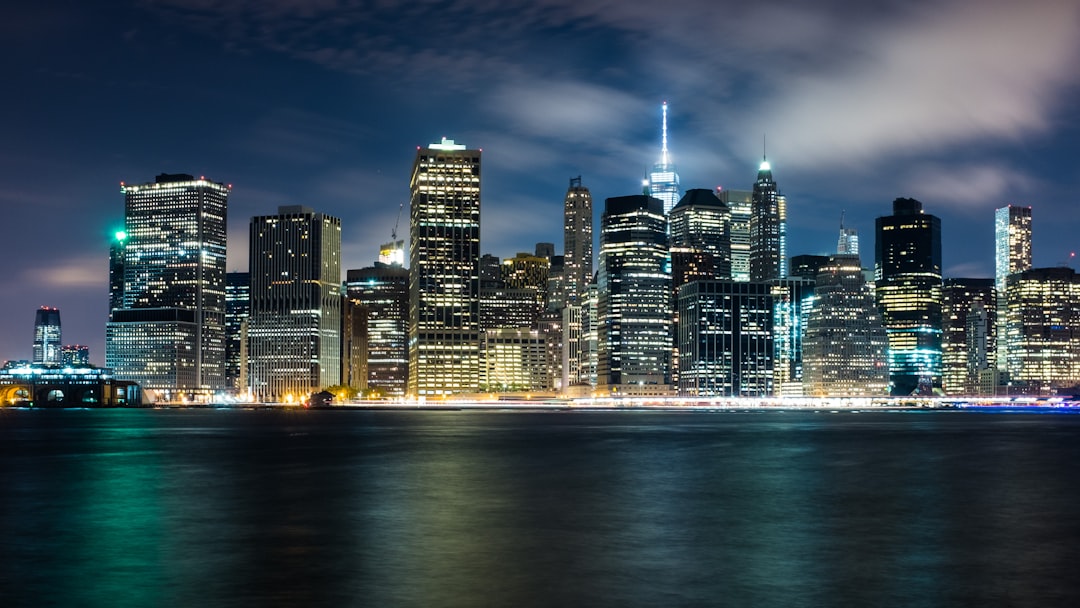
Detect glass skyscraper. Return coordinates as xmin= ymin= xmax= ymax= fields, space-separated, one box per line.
xmin=749 ymin=159 xmax=787 ymax=281
xmin=719 ymin=188 xmax=753 ymax=282
xmin=597 ymin=195 xmax=671 ymax=394
xmin=408 ymin=138 xmax=482 ymax=397
xmin=994 ymin=205 xmax=1032 ymax=372
xmin=941 ymin=278 xmax=996 ymax=395
xmin=647 ymin=102 xmax=681 ymax=216
xmin=1005 ymin=267 xmax=1080 ymax=391
xmin=344 ymin=265 xmax=409 ymax=397
xmin=875 ymin=197 xmax=943 ymax=395
xmin=33 ymin=306 xmax=62 ymax=365
xmin=106 ymin=174 xmax=229 ymax=398
xmin=224 ymin=271 xmax=250 ymax=393
xmin=248 ymin=206 xmax=342 ymax=403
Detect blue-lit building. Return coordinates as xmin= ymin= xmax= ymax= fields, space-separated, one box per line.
xmin=0 ymin=362 xmax=142 ymax=407
xmin=647 ymin=102 xmax=681 ymax=216
xmin=875 ymin=197 xmax=943 ymax=395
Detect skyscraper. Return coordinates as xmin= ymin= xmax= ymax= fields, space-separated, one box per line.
xmin=994 ymin=205 xmax=1032 ymax=371
xmin=669 ymin=188 xmax=731 ymax=283
xmin=803 ymin=254 xmax=889 ymax=396
xmin=749 ymin=158 xmax=787 ymax=281
xmin=408 ymin=138 xmax=482 ymax=396
xmin=106 ymin=174 xmax=229 ymax=397
xmin=1005 ymin=267 xmax=1080 ymax=392
xmin=875 ymin=197 xmax=943 ymax=395
xmin=941 ymin=279 xmax=996 ymax=395
xmin=60 ymin=345 xmax=90 ymax=367
xmin=719 ymin=188 xmax=753 ymax=282
xmin=344 ymin=265 xmax=409 ymax=397
xmin=597 ymin=195 xmax=671 ymax=394
xmin=248 ymin=206 xmax=342 ymax=402
xmin=647 ymin=102 xmax=681 ymax=216
xmin=33 ymin=307 xmax=61 ymax=365
xmin=108 ymin=231 xmax=126 ymax=321
xmin=224 ymin=271 xmax=250 ymax=393
xmin=563 ymin=176 xmax=593 ymax=305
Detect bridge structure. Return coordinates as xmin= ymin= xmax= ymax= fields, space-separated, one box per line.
xmin=0 ymin=363 xmax=143 ymax=407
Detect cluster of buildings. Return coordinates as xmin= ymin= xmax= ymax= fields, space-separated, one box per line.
xmin=10 ymin=105 xmax=1077 ymax=403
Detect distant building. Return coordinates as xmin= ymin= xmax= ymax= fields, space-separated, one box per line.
xmin=106 ymin=174 xmax=229 ymax=398
xmin=248 ymin=206 xmax=342 ymax=402
xmin=0 ymin=361 xmax=142 ymax=407
xmin=803 ymin=255 xmax=889 ymax=396
xmin=995 ymin=205 xmax=1032 ymax=372
xmin=720 ymin=188 xmax=753 ymax=282
xmin=33 ymin=307 xmax=62 ymax=365
xmin=502 ymin=253 xmax=549 ymax=311
xmin=789 ymin=255 xmax=830 ymax=281
xmin=647 ymin=102 xmax=681 ymax=215
xmin=60 ymin=345 xmax=90 ymax=367
xmin=224 ymin=272 xmax=250 ymax=393
xmin=108 ymin=231 xmax=126 ymax=321
xmin=875 ymin=197 xmax=943 ymax=395
xmin=481 ymin=328 xmax=549 ymax=392
xmin=481 ymin=287 xmax=540 ymax=330
xmin=749 ymin=158 xmax=787 ymax=281
xmin=408 ymin=138 xmax=482 ymax=396
xmin=670 ymin=188 xmax=731 ymax=283
xmin=563 ymin=177 xmax=594 ymax=306
xmin=344 ymin=265 xmax=409 ymax=397
xmin=1005 ymin=267 xmax=1080 ymax=392
xmin=598 ymin=195 xmax=672 ymax=395
xmin=942 ymin=279 xmax=996 ymax=395
xmin=678 ymin=281 xmax=774 ymax=396
xmin=770 ymin=278 xmax=814 ymax=396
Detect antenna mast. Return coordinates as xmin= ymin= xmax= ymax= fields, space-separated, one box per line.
xmin=661 ymin=102 xmax=669 ymax=166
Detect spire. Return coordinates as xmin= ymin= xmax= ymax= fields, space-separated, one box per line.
xmin=661 ymin=101 xmax=669 ymax=166
xmin=840 ymin=210 xmax=846 ymax=230
xmin=760 ymin=133 xmax=770 ymax=171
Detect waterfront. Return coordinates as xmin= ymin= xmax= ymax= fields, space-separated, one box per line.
xmin=2 ymin=409 xmax=1079 ymax=607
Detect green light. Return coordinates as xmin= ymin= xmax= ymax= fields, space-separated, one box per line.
xmin=115 ymin=231 xmax=127 ymax=242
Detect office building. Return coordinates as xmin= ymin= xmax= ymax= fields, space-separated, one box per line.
xmin=803 ymin=254 xmax=889 ymax=396
xmin=749 ymin=158 xmax=788 ymax=281
xmin=248 ymin=206 xmax=342 ymax=402
xmin=789 ymin=255 xmax=830 ymax=281
xmin=106 ymin=174 xmax=229 ymax=397
xmin=941 ymin=279 xmax=996 ymax=395
xmin=1005 ymin=268 xmax=1080 ymax=392
xmin=647 ymin=102 xmax=681 ymax=215
xmin=720 ymin=188 xmax=753 ymax=282
xmin=224 ymin=272 xmax=250 ymax=393
xmin=502 ymin=252 xmax=549 ymax=311
xmin=597 ymin=195 xmax=672 ymax=394
xmin=770 ymin=278 xmax=814 ymax=396
xmin=875 ymin=197 xmax=943 ymax=395
xmin=563 ymin=177 xmax=594 ymax=305
xmin=995 ymin=205 xmax=1033 ymax=371
xmin=344 ymin=265 xmax=409 ymax=397
xmin=669 ymin=188 xmax=731 ymax=283
xmin=408 ymin=138 xmax=482 ymax=396
xmin=60 ymin=345 xmax=90 ymax=367
xmin=109 ymin=231 xmax=125 ymax=321
xmin=481 ymin=328 xmax=550 ymax=392
xmin=33 ymin=306 xmax=62 ymax=365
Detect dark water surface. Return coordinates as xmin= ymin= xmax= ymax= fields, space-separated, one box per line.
xmin=2 ymin=408 xmax=1079 ymax=607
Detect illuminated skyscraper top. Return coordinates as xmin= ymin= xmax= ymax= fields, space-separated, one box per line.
xmin=647 ymin=102 xmax=681 ymax=216
xmin=838 ymin=212 xmax=859 ymax=256
xmin=749 ymin=154 xmax=788 ymax=281
xmin=994 ymin=205 xmax=1032 ymax=292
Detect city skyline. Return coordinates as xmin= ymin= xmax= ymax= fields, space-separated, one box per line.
xmin=3 ymin=0 xmax=1080 ymax=365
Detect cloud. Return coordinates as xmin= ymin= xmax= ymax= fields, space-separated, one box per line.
xmin=903 ymin=163 xmax=1040 ymax=210
xmin=26 ymin=257 xmax=106 ymax=288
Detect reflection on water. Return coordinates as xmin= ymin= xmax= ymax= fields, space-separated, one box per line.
xmin=1 ymin=409 xmax=1079 ymax=607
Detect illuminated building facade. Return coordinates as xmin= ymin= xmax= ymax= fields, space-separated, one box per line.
xmin=248 ymin=206 xmax=342 ymax=402
xmin=481 ymin=328 xmax=549 ymax=392
xmin=502 ymin=253 xmax=549 ymax=311
xmin=995 ymin=205 xmax=1032 ymax=371
xmin=60 ymin=345 xmax=90 ymax=367
xmin=564 ymin=177 xmax=593 ymax=305
xmin=481 ymin=287 xmax=540 ymax=330
xmin=719 ymin=189 xmax=753 ymax=282
xmin=224 ymin=271 xmax=250 ymax=393
xmin=0 ymin=362 xmax=142 ymax=407
xmin=875 ymin=197 xmax=943 ymax=395
xmin=803 ymin=254 xmax=889 ymax=396
xmin=106 ymin=174 xmax=229 ymax=396
xmin=408 ymin=138 xmax=482 ymax=396
xmin=344 ymin=265 xmax=409 ymax=397
xmin=598 ymin=195 xmax=672 ymax=394
xmin=33 ymin=307 xmax=62 ymax=365
xmin=379 ymin=240 xmax=405 ymax=267
xmin=678 ymin=281 xmax=774 ymax=396
xmin=647 ymin=102 xmax=681 ymax=215
xmin=789 ymin=255 xmax=830 ymax=281
xmin=770 ymin=278 xmax=814 ymax=396
xmin=749 ymin=159 xmax=788 ymax=281
xmin=1005 ymin=268 xmax=1080 ymax=392
xmin=941 ymin=278 xmax=996 ymax=395
xmin=109 ymin=231 xmax=125 ymax=320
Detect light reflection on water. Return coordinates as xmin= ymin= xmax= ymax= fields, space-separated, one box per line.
xmin=1 ymin=409 xmax=1079 ymax=607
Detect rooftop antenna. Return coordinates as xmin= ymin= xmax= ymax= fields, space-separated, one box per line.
xmin=763 ymin=133 xmax=767 ymax=162
xmin=840 ymin=210 xmax=846 ymax=230
xmin=661 ymin=101 xmax=670 ymax=166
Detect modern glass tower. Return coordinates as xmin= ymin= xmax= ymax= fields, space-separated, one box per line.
xmin=224 ymin=271 xmax=250 ymax=393
xmin=33 ymin=306 xmax=62 ymax=365
xmin=563 ymin=176 xmax=593 ymax=305
xmin=875 ymin=197 xmax=943 ymax=395
xmin=719 ymin=188 xmax=753 ymax=282
xmin=106 ymin=174 xmax=229 ymax=397
xmin=597 ymin=195 xmax=671 ymax=394
xmin=749 ymin=158 xmax=787 ymax=281
xmin=994 ymin=205 xmax=1032 ymax=371
xmin=344 ymin=265 xmax=409 ymax=397
xmin=647 ymin=102 xmax=681 ymax=216
xmin=408 ymin=138 xmax=482 ymax=397
xmin=248 ymin=206 xmax=342 ymax=402
xmin=1005 ymin=268 xmax=1080 ymax=391
xmin=941 ymin=278 xmax=996 ymax=395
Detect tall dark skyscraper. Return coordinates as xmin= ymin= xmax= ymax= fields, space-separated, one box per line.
xmin=408 ymin=138 xmax=482 ymax=397
xmin=224 ymin=272 xmax=250 ymax=393
xmin=345 ymin=265 xmax=409 ymax=397
xmin=942 ymin=278 xmax=996 ymax=395
xmin=248 ymin=206 xmax=342 ymax=402
xmin=598 ymin=195 xmax=671 ymax=394
xmin=106 ymin=174 xmax=229 ymax=397
xmin=670 ymin=188 xmax=732 ymax=285
xmin=563 ymin=176 xmax=593 ymax=305
xmin=33 ymin=306 xmax=61 ymax=365
xmin=875 ymin=197 xmax=943 ymax=395
xmin=749 ymin=157 xmax=787 ymax=281
xmin=108 ymin=231 xmax=126 ymax=321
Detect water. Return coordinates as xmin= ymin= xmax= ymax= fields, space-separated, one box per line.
xmin=2 ymin=408 xmax=1079 ymax=607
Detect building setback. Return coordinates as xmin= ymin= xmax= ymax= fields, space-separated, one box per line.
xmin=248 ymin=206 xmax=342 ymax=402
xmin=408 ymin=138 xmax=482 ymax=396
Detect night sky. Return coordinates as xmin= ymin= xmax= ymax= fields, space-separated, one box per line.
xmin=3 ymin=0 xmax=1079 ymax=365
